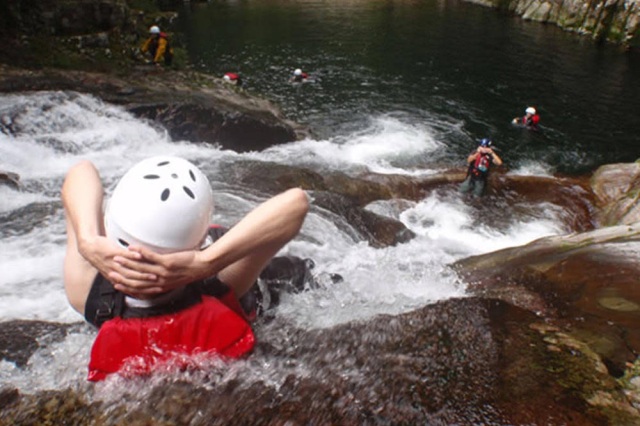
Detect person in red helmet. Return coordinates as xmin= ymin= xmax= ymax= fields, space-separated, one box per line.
xmin=140 ymin=25 xmax=174 ymax=66
xmin=512 ymin=106 xmax=540 ymax=131
xmin=62 ymin=157 xmax=309 ymax=380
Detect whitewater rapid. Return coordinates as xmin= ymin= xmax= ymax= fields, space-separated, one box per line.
xmin=0 ymin=91 xmax=567 ymax=391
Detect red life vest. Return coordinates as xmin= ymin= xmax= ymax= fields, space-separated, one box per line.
xmin=87 ymin=293 xmax=255 ymax=381
xmin=523 ymin=114 xmax=540 ymax=127
xmin=471 ymin=153 xmax=491 ymax=177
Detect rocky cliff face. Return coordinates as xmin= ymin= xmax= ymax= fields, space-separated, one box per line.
xmin=466 ymin=0 xmax=640 ymax=46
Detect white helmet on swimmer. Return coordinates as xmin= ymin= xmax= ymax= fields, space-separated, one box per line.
xmin=105 ymin=156 xmax=214 ymax=254
xmin=149 ymin=25 xmax=160 ymax=34
xmin=525 ymin=107 xmax=536 ymax=115
xmin=223 ymin=74 xmax=231 ymax=81
xmin=294 ymin=69 xmax=302 ymax=76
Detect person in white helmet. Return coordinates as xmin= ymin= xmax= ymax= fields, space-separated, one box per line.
xmin=512 ymin=106 xmax=540 ymax=130
xmin=61 ymin=157 xmax=309 ymax=380
xmin=223 ymin=72 xmax=243 ymax=86
xmin=289 ymin=68 xmax=309 ymax=83
xmin=140 ymin=25 xmax=174 ymax=66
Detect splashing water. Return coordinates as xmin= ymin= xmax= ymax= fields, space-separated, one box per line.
xmin=0 ymin=91 xmax=566 ymax=392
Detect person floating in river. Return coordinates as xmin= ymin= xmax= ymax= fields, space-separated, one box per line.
xmin=140 ymin=25 xmax=174 ymax=67
xmin=223 ymin=72 xmax=243 ymax=87
xmin=289 ymin=68 xmax=309 ymax=83
xmin=61 ymin=156 xmax=309 ymax=381
xmin=512 ymin=106 xmax=540 ymax=131
xmin=459 ymin=138 xmax=503 ymax=198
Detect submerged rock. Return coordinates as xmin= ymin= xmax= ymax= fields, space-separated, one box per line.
xmin=0 ymin=171 xmax=20 ymax=189
xmin=0 ymin=320 xmax=72 ymax=368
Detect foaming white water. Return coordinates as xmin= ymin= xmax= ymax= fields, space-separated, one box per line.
xmin=508 ymin=160 xmax=554 ymax=177
xmin=0 ymin=331 xmax=94 ymax=392
xmin=0 ymin=186 xmax=54 ymax=213
xmin=0 ymin=223 xmax=78 ymax=323
xmin=0 ymin=92 xmax=565 ymax=392
xmin=257 ymin=115 xmax=444 ymax=175
xmin=400 ymin=193 xmax=564 ymax=255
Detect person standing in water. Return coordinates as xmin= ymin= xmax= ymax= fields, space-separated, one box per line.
xmin=61 ymin=156 xmax=309 ymax=380
xmin=140 ymin=25 xmax=174 ymax=67
xmin=459 ymin=138 xmax=503 ymax=197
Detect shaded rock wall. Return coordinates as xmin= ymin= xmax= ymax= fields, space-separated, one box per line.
xmin=0 ymin=0 xmax=129 ymax=37
xmin=465 ymin=0 xmax=640 ymax=46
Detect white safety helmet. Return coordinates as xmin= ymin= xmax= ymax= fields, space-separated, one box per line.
xmin=525 ymin=107 xmax=536 ymax=115
xmin=294 ymin=69 xmax=302 ymax=76
xmin=223 ymin=74 xmax=231 ymax=81
xmin=105 ymin=156 xmax=214 ymax=254
xmin=149 ymin=25 xmax=160 ymax=34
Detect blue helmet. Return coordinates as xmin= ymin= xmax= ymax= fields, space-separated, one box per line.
xmin=479 ymin=138 xmax=492 ymax=147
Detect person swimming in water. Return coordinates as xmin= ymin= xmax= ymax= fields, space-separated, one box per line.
xmin=289 ymin=68 xmax=309 ymax=83
xmin=223 ymin=72 xmax=243 ymax=86
xmin=512 ymin=106 xmax=540 ymax=131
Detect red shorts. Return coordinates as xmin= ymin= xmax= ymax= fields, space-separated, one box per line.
xmin=87 ymin=294 xmax=255 ymax=381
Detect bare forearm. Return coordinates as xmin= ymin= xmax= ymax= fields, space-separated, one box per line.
xmin=110 ymin=187 xmax=309 ymax=297
xmin=61 ymin=160 xmax=104 ymax=248
xmin=200 ymin=188 xmax=309 ymax=274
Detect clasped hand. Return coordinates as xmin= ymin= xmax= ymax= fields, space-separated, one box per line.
xmin=113 ymin=245 xmax=213 ymax=298
xmin=81 ymin=236 xmax=211 ymax=298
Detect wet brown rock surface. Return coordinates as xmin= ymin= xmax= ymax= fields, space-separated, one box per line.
xmin=591 ymin=162 xmax=640 ymax=226
xmin=0 ymin=320 xmax=74 ymax=368
xmin=1 ymin=298 xmax=637 ymax=425
xmin=455 ymin=222 xmax=640 ymax=379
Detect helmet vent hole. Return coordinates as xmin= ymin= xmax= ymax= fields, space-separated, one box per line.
xmin=183 ymin=186 xmax=195 ymax=199
xmin=171 ymin=173 xmax=178 ymax=179
xmin=158 ymin=161 xmax=170 ymax=167
xmin=118 ymin=239 xmax=130 ymax=248
xmin=144 ymin=174 xmax=160 ymax=179
xmin=189 ymin=170 xmax=196 ymax=182
xmin=161 ymin=188 xmax=170 ymax=201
